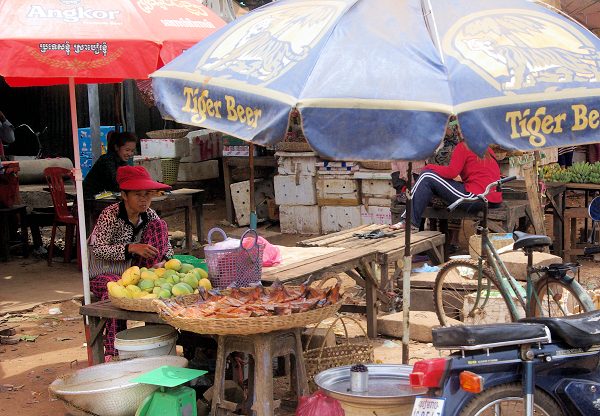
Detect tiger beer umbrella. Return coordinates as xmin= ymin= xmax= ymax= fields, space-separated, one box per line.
xmin=152 ymin=0 xmax=600 ymax=159
xmin=151 ymin=0 xmax=600 ymax=363
xmin=0 ymin=0 xmax=225 ymax=307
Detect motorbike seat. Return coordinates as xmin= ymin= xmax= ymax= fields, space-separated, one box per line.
xmin=521 ymin=309 xmax=600 ymax=349
xmin=513 ymin=231 xmax=552 ymax=250
xmin=432 ymin=323 xmax=551 ymax=350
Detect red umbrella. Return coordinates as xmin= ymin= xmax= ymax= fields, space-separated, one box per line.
xmin=0 ymin=0 xmax=225 ymax=305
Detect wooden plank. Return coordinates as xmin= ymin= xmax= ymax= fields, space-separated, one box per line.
xmin=80 ymin=300 xmax=165 ymax=323
xmin=298 ymin=224 xmax=376 ymax=247
xmin=262 ymin=247 xmax=377 ymax=283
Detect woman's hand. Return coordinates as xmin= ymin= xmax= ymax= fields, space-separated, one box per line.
xmin=128 ymin=243 xmax=159 ymax=259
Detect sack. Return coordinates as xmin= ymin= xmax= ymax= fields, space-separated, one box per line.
xmin=242 ymin=235 xmax=281 ymax=267
xmin=295 ymin=390 xmax=344 ymax=416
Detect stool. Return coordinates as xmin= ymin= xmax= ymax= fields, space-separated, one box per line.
xmin=0 ymin=204 xmax=29 ymax=262
xmin=564 ymin=207 xmax=589 ymax=262
xmin=211 ymin=328 xmax=309 ymax=416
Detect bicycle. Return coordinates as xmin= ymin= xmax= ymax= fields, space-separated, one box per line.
xmin=434 ymin=176 xmax=596 ymax=326
xmin=10 ymin=124 xmax=48 ymax=159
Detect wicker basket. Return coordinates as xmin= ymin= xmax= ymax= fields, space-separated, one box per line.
xmin=274 ymin=141 xmax=313 ymax=152
xmin=161 ymin=158 xmax=180 ymax=185
xmin=304 ymin=315 xmax=374 ymax=391
xmin=109 ymin=293 xmax=198 ymax=313
xmin=146 ymin=129 xmax=189 ymax=139
xmin=109 ymin=295 xmax=159 ymax=312
xmin=469 ymin=233 xmax=514 ymax=259
xmin=360 ymin=161 xmax=392 ymax=171
xmin=155 ymin=293 xmax=342 ymax=335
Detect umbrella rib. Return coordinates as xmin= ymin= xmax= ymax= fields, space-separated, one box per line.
xmin=151 ymin=70 xmax=298 ymax=106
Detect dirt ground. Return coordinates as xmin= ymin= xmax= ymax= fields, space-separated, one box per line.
xmin=2 ymin=196 xmax=600 ymax=416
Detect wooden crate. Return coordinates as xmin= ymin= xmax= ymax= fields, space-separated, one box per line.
xmin=280 ymin=205 xmax=321 ymax=234
xmin=316 ymin=176 xmax=360 ymax=206
xmin=274 ymin=175 xmax=317 ymax=205
xmin=320 ymin=206 xmax=362 ymax=233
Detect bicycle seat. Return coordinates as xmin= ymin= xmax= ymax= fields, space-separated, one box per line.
xmin=513 ymin=231 xmax=551 ymax=250
xmin=521 ymin=309 xmax=600 ymax=349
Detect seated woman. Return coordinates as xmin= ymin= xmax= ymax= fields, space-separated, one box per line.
xmin=88 ymin=165 xmax=173 ymax=359
xmin=83 ymin=131 xmax=137 ymax=199
xmin=391 ymin=139 xmax=502 ymax=231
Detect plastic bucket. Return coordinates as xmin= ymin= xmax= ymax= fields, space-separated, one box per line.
xmin=115 ymin=325 xmax=177 ymax=360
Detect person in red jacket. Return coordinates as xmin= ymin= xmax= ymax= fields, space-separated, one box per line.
xmin=391 ymin=140 xmax=502 ymax=230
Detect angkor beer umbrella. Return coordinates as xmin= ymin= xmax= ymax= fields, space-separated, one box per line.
xmin=0 ymin=0 xmax=225 ymax=305
xmin=151 ymin=0 xmax=600 ymax=360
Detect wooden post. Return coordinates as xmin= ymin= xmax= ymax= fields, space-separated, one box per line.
xmin=522 ymin=153 xmax=547 ymax=239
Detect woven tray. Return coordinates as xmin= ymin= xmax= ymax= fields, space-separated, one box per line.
xmin=109 ymin=295 xmax=159 ymax=312
xmin=155 ymin=294 xmax=342 ymax=335
xmin=360 ymin=161 xmax=392 ymax=170
xmin=275 ymin=141 xmax=313 ymax=152
xmin=145 ymin=129 xmax=189 ymax=139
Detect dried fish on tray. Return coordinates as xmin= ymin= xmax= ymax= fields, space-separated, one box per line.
xmin=155 ymin=279 xmax=343 ymax=335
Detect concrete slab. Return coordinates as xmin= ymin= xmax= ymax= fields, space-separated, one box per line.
xmin=377 ymin=311 xmax=460 ymax=342
xmin=499 ymin=250 xmax=562 ymax=280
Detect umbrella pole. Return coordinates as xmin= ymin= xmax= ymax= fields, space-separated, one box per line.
xmin=402 ymin=162 xmax=413 ymax=365
xmin=249 ymin=143 xmax=257 ymax=229
xmin=69 ymin=78 xmax=91 ymax=306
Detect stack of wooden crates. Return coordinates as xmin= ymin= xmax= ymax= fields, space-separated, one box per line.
xmin=274 ymin=152 xmax=394 ymax=234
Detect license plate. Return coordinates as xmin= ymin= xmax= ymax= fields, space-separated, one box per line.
xmin=411 ymin=397 xmax=445 ymax=416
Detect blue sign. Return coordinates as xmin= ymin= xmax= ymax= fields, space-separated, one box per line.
xmin=78 ymin=126 xmax=114 ymax=178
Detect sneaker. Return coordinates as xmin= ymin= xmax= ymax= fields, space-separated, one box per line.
xmin=389 ymin=221 xmax=419 ymax=232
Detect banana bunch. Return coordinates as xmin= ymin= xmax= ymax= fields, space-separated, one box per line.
xmin=538 ymin=163 xmax=561 ymax=181
xmin=568 ymin=162 xmax=592 ymax=184
xmin=549 ymin=167 xmax=572 ymax=183
xmin=589 ymin=162 xmax=600 ymax=184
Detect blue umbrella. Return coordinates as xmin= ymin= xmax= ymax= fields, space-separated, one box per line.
xmin=151 ymin=0 xmax=600 ymax=160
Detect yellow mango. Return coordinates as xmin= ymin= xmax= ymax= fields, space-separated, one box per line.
xmin=122 ymin=266 xmax=141 ymax=286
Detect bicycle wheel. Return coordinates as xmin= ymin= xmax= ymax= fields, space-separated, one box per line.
xmin=529 ymin=276 xmax=595 ymax=317
xmin=434 ymin=259 xmax=517 ymax=326
xmin=459 ymin=383 xmax=561 ymax=416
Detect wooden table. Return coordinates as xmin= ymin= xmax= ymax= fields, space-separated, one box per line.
xmin=80 ymin=300 xmax=166 ymax=365
xmin=562 ymin=183 xmax=600 ymax=261
xmin=170 ymin=188 xmax=205 ymax=243
xmin=85 ymin=193 xmax=194 ymax=247
xmin=298 ymin=224 xmax=445 ymax=291
xmin=223 ymin=156 xmax=277 ymax=225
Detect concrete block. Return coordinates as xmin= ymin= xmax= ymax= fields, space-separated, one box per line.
xmin=499 ymin=250 xmax=562 ymax=281
xmin=377 ymin=311 xmax=460 ymax=342
xmin=302 ymin=327 xmax=336 ymax=350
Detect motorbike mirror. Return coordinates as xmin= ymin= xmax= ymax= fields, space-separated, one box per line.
xmin=459 ymin=371 xmax=484 ymax=394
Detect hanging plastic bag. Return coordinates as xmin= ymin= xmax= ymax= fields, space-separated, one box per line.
xmin=295 ymin=390 xmax=345 ymax=416
xmin=242 ymin=235 xmax=282 ymax=267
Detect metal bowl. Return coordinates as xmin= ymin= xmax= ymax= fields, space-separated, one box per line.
xmin=49 ymin=355 xmax=188 ymax=416
xmin=314 ymin=364 xmax=426 ymax=406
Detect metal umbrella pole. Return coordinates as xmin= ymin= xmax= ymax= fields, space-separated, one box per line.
xmin=249 ymin=143 xmax=257 ymax=230
xmin=402 ymin=162 xmax=413 ymax=365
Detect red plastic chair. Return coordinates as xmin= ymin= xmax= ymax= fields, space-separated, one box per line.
xmin=44 ymin=167 xmax=80 ymax=267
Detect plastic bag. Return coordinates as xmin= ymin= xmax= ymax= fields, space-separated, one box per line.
xmin=295 ymin=390 xmax=344 ymax=416
xmin=242 ymin=235 xmax=282 ymax=267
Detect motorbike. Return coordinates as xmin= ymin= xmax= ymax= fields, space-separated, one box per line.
xmin=409 ymin=296 xmax=600 ymax=415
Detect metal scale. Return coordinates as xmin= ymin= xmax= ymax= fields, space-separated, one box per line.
xmin=133 ymin=366 xmax=207 ymax=416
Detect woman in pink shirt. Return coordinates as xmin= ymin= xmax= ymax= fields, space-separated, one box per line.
xmin=392 ymin=140 xmax=502 ymax=230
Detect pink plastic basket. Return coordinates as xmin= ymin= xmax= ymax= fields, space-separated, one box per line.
xmin=205 ymin=228 xmax=264 ymax=289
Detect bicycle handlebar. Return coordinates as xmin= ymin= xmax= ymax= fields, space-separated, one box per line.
xmin=447 ymin=175 xmax=517 ymax=212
